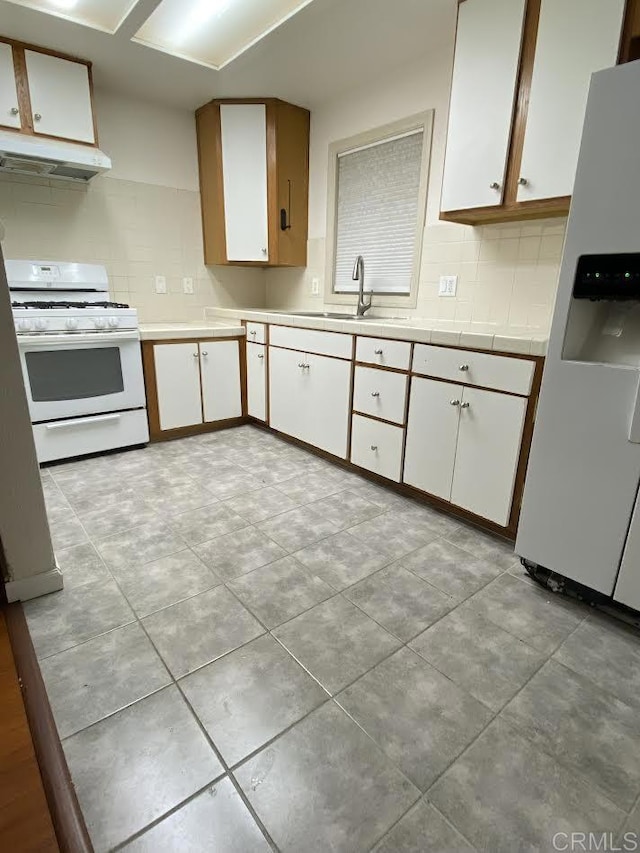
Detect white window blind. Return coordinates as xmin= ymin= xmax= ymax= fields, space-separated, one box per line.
xmin=333 ymin=129 xmax=424 ymax=294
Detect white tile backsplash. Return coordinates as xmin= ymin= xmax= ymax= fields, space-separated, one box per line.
xmin=266 ymin=218 xmax=566 ymax=335
xmin=0 ymin=172 xmax=266 ymax=322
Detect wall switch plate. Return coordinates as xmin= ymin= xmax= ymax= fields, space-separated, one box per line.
xmin=183 ymin=277 xmax=194 ymax=294
xmin=154 ymin=275 xmax=167 ymax=294
xmin=311 ymin=277 xmax=320 ymax=296
xmin=439 ymin=275 xmax=458 ymax=297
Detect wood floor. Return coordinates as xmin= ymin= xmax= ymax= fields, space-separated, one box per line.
xmin=0 ymin=607 xmax=59 ymax=852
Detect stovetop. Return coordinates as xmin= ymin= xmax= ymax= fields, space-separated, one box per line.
xmin=12 ymin=300 xmax=130 ymax=309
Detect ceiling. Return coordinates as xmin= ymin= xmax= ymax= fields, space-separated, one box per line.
xmin=0 ymin=0 xmax=456 ymax=110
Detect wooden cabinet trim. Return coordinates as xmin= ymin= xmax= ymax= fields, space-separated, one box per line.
xmin=0 ymin=37 xmax=98 ymax=147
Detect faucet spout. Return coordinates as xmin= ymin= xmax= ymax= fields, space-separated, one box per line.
xmin=352 ymin=255 xmax=372 ymax=317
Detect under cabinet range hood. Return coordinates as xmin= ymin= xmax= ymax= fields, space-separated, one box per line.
xmin=0 ymin=131 xmax=111 ymax=182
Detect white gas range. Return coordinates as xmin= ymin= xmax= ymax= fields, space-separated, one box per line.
xmin=7 ymin=260 xmax=149 ymax=463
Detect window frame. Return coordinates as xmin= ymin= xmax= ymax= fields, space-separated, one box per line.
xmin=324 ymin=110 xmax=433 ymax=309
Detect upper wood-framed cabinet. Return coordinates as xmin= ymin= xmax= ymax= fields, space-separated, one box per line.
xmin=440 ymin=0 xmax=636 ymax=224
xmin=196 ymin=98 xmax=310 ymax=267
xmin=0 ymin=38 xmax=97 ymax=145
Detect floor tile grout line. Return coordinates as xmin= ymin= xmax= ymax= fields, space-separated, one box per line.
xmin=419 ymin=613 xmax=607 ymax=835
xmin=92 ymin=557 xmax=281 ymax=853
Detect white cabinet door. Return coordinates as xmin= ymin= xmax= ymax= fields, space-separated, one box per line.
xmin=247 ymin=342 xmax=267 ymax=422
xmin=403 ymin=377 xmax=463 ymax=501
xmin=269 ymin=346 xmax=309 ymax=442
xmin=154 ymin=343 xmax=203 ymax=431
xmin=451 ymin=386 xmax=527 ymax=526
xmin=0 ymin=43 xmax=20 ymax=129
xmin=305 ymin=352 xmax=352 ymax=458
xmin=517 ymin=0 xmax=625 ymax=203
xmin=441 ymin=0 xmax=527 ymax=212
xmin=220 ymin=104 xmax=269 ymax=262
xmin=24 ymin=50 xmax=95 ymax=144
xmin=200 ymin=340 xmax=242 ymax=423
xmin=614 ymin=496 xmax=640 ymax=611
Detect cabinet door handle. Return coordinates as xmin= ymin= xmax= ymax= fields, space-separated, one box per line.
xmin=10 ymin=107 xmax=19 ymax=116
xmin=201 ymin=351 xmax=208 ymax=357
xmin=192 ymin=352 xmax=199 ymax=359
xmin=450 ymin=399 xmax=460 ymax=406
xmin=518 ymin=177 xmax=529 ymax=187
xmin=374 ymin=348 xmax=383 ymax=355
xmin=459 ymin=364 xmax=469 ymax=372
xmin=370 ymin=445 xmax=378 ymax=451
xmin=460 ymin=402 xmax=470 ymax=409
xmin=258 ymin=353 xmax=264 ymax=360
xmin=34 ymin=112 xmax=42 ymax=121
xmin=371 ymin=391 xmax=380 ymax=398
xmin=489 ymin=181 xmax=500 ymax=190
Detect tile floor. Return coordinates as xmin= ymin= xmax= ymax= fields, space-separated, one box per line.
xmin=27 ymin=425 xmax=640 ymax=852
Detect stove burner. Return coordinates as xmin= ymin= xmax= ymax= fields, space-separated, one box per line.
xmin=11 ymin=300 xmax=130 ymax=309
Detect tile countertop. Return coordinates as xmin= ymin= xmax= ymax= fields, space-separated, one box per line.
xmin=138 ymin=322 xmax=245 ymax=341
xmin=203 ymin=308 xmax=549 ymax=356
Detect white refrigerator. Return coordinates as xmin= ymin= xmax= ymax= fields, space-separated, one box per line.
xmin=516 ymin=59 xmax=640 ymax=611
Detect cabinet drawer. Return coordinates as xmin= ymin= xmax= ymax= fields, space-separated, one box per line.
xmin=245 ymin=322 xmax=266 ymax=344
xmin=269 ymin=325 xmax=352 ymax=359
xmin=350 ymin=414 xmax=404 ymax=483
xmin=356 ymin=336 xmax=411 ymax=370
xmin=413 ymin=344 xmax=534 ymax=396
xmin=353 ymin=366 xmax=407 ymax=425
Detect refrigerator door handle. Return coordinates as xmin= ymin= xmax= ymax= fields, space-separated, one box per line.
xmin=629 ymin=372 xmax=640 ymax=443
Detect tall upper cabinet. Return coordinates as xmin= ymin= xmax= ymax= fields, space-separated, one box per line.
xmin=440 ymin=0 xmax=636 ymax=224
xmin=196 ymin=98 xmax=310 ymax=267
xmin=0 ymin=38 xmax=96 ymax=145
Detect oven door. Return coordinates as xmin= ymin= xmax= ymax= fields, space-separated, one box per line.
xmin=18 ymin=331 xmax=146 ymax=423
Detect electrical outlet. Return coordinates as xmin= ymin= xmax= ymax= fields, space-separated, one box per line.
xmin=183 ymin=277 xmax=194 ymax=294
xmin=438 ymin=275 xmax=458 ymax=297
xmin=311 ymin=277 xmax=320 ymax=296
xmin=154 ymin=275 xmax=167 ymax=294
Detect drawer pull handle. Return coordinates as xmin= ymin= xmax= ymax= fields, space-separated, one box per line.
xmin=298 ymin=362 xmax=305 ymax=368
xmin=193 ymin=352 xmax=199 ymax=359
xmin=258 ymin=353 xmax=264 ymax=360
xmin=371 ymin=391 xmax=380 ymax=398
xmin=459 ymin=364 xmax=469 ymax=371
xmin=370 ymin=445 xmax=378 ymax=451
xmin=450 ymin=399 xmax=460 ymax=406
xmin=250 ymin=330 xmax=257 ymax=336
xmin=461 ymin=402 xmax=470 ymax=409
xmin=374 ymin=348 xmax=383 ymax=355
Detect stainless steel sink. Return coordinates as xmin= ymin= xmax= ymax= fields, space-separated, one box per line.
xmin=274 ymin=311 xmax=407 ymax=321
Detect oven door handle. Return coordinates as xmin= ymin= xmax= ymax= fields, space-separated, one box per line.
xmin=18 ymin=332 xmax=140 ymax=347
xmin=45 ymin=414 xmax=122 ymax=430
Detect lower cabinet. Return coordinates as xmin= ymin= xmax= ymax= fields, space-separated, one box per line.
xmin=269 ymin=345 xmax=352 ymax=457
xmin=246 ymin=341 xmax=267 ymax=421
xmin=150 ymin=339 xmax=242 ymax=434
xmin=403 ymin=376 xmax=527 ymax=526
xmin=350 ymin=414 xmax=404 ymax=482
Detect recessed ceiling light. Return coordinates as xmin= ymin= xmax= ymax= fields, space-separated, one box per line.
xmin=2 ymin=0 xmax=139 ymax=33
xmin=133 ymin=0 xmax=316 ymax=70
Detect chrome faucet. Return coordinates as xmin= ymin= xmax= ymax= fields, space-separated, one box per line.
xmin=353 ymin=255 xmax=372 ymax=316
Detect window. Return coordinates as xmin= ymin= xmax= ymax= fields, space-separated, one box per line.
xmin=326 ymin=112 xmax=432 ymax=306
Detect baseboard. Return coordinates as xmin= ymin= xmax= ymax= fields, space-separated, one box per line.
xmin=5 ymin=567 xmax=63 ymax=603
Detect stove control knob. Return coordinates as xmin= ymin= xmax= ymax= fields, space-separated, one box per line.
xmin=35 ymin=318 xmax=49 ymax=331
xmin=94 ymin=317 xmax=107 ymax=330
xmin=108 ymin=316 xmax=120 ymax=329
xmin=17 ymin=318 xmax=33 ymax=332
xmin=66 ymin=318 xmax=79 ymax=331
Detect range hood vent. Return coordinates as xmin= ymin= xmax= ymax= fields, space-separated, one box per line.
xmin=0 ymin=131 xmax=111 ymax=183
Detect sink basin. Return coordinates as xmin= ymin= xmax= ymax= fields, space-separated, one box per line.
xmin=274 ymin=311 xmax=408 ymax=321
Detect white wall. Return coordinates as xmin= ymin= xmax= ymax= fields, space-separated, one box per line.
xmin=0 ymin=89 xmax=266 ymax=323
xmin=266 ymin=37 xmax=566 ymax=335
